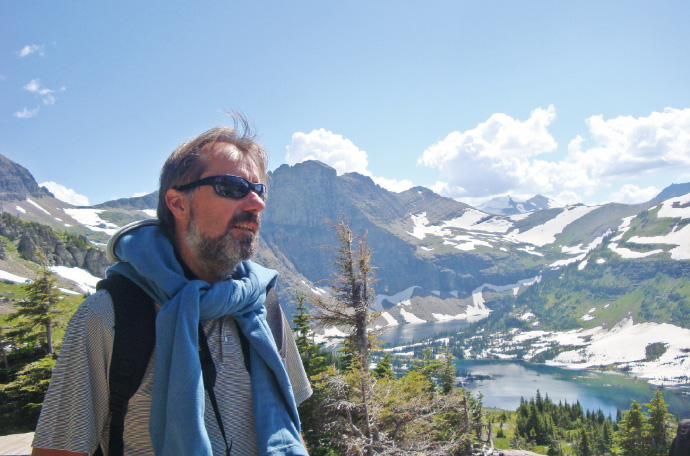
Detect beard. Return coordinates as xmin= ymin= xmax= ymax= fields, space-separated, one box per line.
xmin=184 ymin=209 xmax=260 ymax=278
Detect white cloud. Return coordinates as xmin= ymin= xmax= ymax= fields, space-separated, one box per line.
xmin=419 ymin=106 xmax=565 ymax=197
xmin=13 ymin=107 xmax=40 ymax=119
xmin=371 ymin=176 xmax=414 ymax=193
xmin=430 ymin=181 xmax=467 ymax=199
xmin=132 ymin=192 xmax=150 ymax=197
xmin=606 ymin=184 xmax=660 ymax=205
xmin=41 ymin=182 xmax=90 ymax=206
xmin=23 ymin=79 xmax=59 ymax=105
xmin=285 ymin=128 xmax=412 ymax=193
xmin=420 ymin=106 xmax=690 ymax=204
xmin=17 ymin=44 xmax=44 ymax=58
xmin=555 ymin=191 xmax=583 ymax=206
xmin=286 ymin=128 xmax=369 ymax=175
xmin=567 ymin=107 xmax=690 ymax=178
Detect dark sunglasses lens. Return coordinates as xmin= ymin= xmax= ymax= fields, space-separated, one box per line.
xmin=214 ymin=178 xmax=250 ymax=198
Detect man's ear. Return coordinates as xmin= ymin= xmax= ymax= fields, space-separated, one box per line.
xmin=165 ymin=188 xmax=191 ymax=222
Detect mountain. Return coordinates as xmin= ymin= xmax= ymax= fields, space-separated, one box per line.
xmin=478 ymin=194 xmax=557 ymax=215
xmin=2 ymin=156 xmax=690 ymax=384
xmin=0 ymin=153 xmax=52 ymax=201
xmin=652 ymin=182 xmax=690 ymax=202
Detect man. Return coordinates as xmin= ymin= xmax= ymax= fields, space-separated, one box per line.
xmin=32 ymin=123 xmax=312 ymax=455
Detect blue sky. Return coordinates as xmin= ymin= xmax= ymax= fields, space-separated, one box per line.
xmin=1 ymin=1 xmax=689 ymax=207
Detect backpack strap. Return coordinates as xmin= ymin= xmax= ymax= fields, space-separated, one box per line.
xmin=95 ymin=275 xmax=156 ymax=456
xmin=238 ymin=287 xmax=284 ymax=373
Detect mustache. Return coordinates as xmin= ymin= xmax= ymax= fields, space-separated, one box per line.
xmin=230 ymin=211 xmax=261 ymax=228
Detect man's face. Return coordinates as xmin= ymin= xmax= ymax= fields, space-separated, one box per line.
xmin=182 ymin=144 xmax=266 ymax=277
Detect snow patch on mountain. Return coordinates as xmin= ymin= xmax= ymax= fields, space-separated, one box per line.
xmin=473 ymin=275 xmax=541 ymax=297
xmin=442 ymin=209 xmax=513 ymax=233
xmin=610 ymin=216 xmax=635 ymax=242
xmin=609 ymin=243 xmax=664 ymax=259
xmin=399 ymin=308 xmax=426 ymax=323
xmin=627 ymin=224 xmax=690 ymax=260
xmin=508 ymin=206 xmax=598 ymax=246
xmin=517 ymin=246 xmax=543 ymax=256
xmin=50 ymin=266 xmax=100 ymax=294
xmin=26 ymin=198 xmax=50 ymax=215
xmin=657 ymin=194 xmax=690 ymax=219
xmin=313 ymin=327 xmax=349 ymax=347
xmin=407 ymin=212 xmax=451 ymax=240
xmin=548 ymin=318 xmax=690 ymax=386
xmin=380 ymin=312 xmax=399 ymax=327
xmin=444 ymin=235 xmax=492 ymax=251
xmin=0 ymin=270 xmax=29 ymax=284
xmin=62 ymin=208 xmax=119 ymax=235
xmin=376 ymin=286 xmax=419 ymax=307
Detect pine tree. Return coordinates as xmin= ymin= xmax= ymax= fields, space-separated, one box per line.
xmin=645 ymin=390 xmax=673 ymax=455
xmin=615 ymin=400 xmax=651 ymax=456
xmin=372 ymin=353 xmax=394 ymax=379
xmin=311 ymin=216 xmax=378 ymax=455
xmin=575 ymin=427 xmax=593 ymax=456
xmin=439 ymin=348 xmax=457 ymax=395
xmin=292 ymin=292 xmax=327 ymax=378
xmin=9 ymin=251 xmax=63 ymax=355
xmin=291 ymin=292 xmax=335 ymax=456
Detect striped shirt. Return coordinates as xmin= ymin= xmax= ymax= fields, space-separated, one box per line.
xmin=32 ymin=289 xmax=312 ymax=456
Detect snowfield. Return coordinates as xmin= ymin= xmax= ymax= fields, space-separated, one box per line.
xmin=508 ymin=206 xmax=598 ymax=246
xmin=628 ymin=223 xmax=690 ymax=260
xmin=62 ymin=208 xmax=119 ymax=235
xmin=26 ymin=198 xmax=50 ymax=215
xmin=407 ymin=212 xmax=450 ymax=240
xmin=542 ymin=318 xmax=690 ymax=386
xmin=0 ymin=270 xmax=29 ymax=284
xmin=50 ymin=266 xmax=100 ymax=294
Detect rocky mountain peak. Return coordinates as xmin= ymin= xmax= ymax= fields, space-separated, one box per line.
xmin=0 ymin=153 xmax=52 ymax=201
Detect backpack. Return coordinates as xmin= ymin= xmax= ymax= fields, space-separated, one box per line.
xmin=93 ymin=274 xmax=284 ymax=456
xmin=669 ymin=419 xmax=690 ymax=456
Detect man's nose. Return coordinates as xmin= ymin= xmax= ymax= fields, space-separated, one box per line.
xmin=240 ymin=189 xmax=266 ymax=213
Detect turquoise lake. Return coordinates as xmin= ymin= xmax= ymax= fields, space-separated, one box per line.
xmin=457 ymin=359 xmax=690 ymax=420
xmin=379 ymin=321 xmax=690 ymax=419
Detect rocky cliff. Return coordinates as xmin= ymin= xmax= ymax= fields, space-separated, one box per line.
xmin=0 ymin=153 xmax=52 ymax=201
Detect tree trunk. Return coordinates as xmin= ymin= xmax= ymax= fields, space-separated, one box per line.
xmin=462 ymin=392 xmax=472 ymax=456
xmin=45 ymin=318 xmax=53 ymax=354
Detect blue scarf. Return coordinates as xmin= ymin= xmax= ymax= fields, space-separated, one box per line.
xmin=106 ymin=220 xmax=307 ymax=455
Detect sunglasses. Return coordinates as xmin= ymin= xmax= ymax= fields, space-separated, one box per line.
xmin=175 ymin=175 xmax=266 ymax=200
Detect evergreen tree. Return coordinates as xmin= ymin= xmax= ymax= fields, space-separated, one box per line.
xmin=410 ymin=347 xmax=440 ymax=394
xmin=372 ymin=353 xmax=394 ymax=379
xmin=292 ymin=292 xmax=327 ymax=378
xmin=615 ymin=400 xmax=651 ymax=456
xmin=645 ymin=390 xmax=673 ymax=455
xmin=9 ymin=252 xmax=63 ymax=354
xmin=291 ymin=292 xmax=333 ymax=455
xmin=0 ymin=355 xmax=56 ymax=433
xmin=311 ymin=216 xmax=378 ymax=455
xmin=575 ymin=427 xmax=593 ymax=456
xmin=439 ymin=348 xmax=457 ymax=394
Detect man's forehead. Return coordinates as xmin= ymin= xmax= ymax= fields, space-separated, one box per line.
xmin=202 ymin=143 xmax=261 ymax=180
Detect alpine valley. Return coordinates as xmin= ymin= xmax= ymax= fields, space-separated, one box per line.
xmin=3 ymin=154 xmax=690 ymax=387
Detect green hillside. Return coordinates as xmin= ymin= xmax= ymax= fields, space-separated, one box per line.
xmin=514 ymin=249 xmax=690 ymax=331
